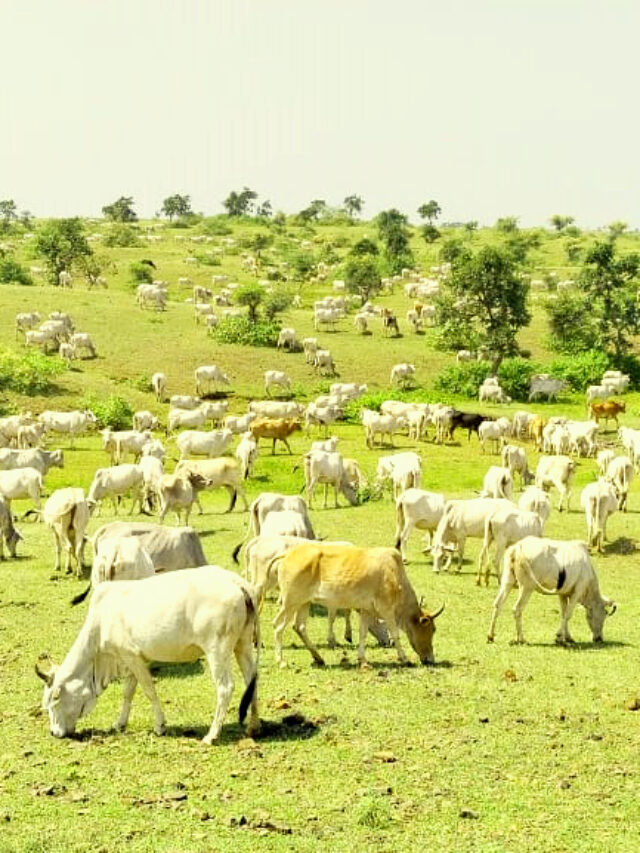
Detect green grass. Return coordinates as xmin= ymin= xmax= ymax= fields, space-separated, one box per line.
xmin=1 ymin=218 xmax=640 ymax=852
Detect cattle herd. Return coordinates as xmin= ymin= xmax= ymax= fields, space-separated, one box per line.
xmin=4 ymin=269 xmax=635 ymax=746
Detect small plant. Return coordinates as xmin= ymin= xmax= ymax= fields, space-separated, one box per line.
xmin=0 ymin=257 xmax=32 ymax=285
xmin=0 ymin=349 xmax=63 ymax=395
xmin=81 ymin=394 xmax=133 ymax=430
xmin=129 ymin=261 xmax=153 ymax=284
xmin=434 ymin=362 xmax=491 ymax=398
xmin=103 ymin=224 xmax=140 ymax=248
xmin=354 ymin=793 xmax=393 ymax=830
xmin=211 ymin=316 xmax=280 ymax=347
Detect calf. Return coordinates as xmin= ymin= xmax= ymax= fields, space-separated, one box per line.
xmin=535 ymin=455 xmax=575 ymax=512
xmin=580 ymin=480 xmax=618 ymax=552
xmin=43 ymin=488 xmax=89 ymax=576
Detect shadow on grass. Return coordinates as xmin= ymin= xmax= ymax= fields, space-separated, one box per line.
xmin=605 ymin=537 xmax=636 ymax=555
xmin=200 ymin=391 xmax=233 ymax=400
xmin=150 ymin=661 xmax=204 ymax=679
xmin=513 ymin=639 xmax=630 ymax=651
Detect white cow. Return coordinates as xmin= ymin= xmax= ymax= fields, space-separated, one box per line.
xmin=302 ymin=337 xmax=318 ymax=364
xmin=168 ymin=408 xmax=208 ymax=432
xmin=69 ymin=333 xmax=97 ymax=358
xmin=480 ymin=466 xmax=514 ymax=501
xmin=42 ymin=488 xmax=89 ymax=576
xmin=580 ymin=480 xmax=618 ymax=552
xmin=225 ymin=412 xmax=257 ymax=434
xmin=175 ymin=457 xmax=248 ymax=513
xmin=170 ymin=395 xmax=202 ymax=411
xmin=0 ymin=467 xmax=43 ymax=513
xmin=36 ymin=567 xmax=260 ymax=743
xmin=87 ymin=465 xmax=144 ymax=515
xmin=606 ymin=455 xmax=634 ymax=512
xmin=194 ymin=365 xmax=230 ymax=395
xmin=362 ymin=409 xmax=401 ymax=449
xmin=176 ymin=429 xmax=233 ymax=460
xmin=478 ymin=420 xmax=508 ymax=454
xmin=376 ymin=452 xmax=422 ymax=499
xmin=277 ymin=328 xmax=298 ymax=351
xmin=39 ymin=410 xmax=97 ymax=448
xmin=264 ymin=370 xmax=292 ymax=396
xmin=529 ymin=375 xmax=566 ymax=402
xmin=517 ymin=486 xmax=551 ymax=530
xmin=394 ymin=489 xmax=446 ymax=561
xmin=430 ymin=498 xmax=513 ymax=573
xmin=390 ymin=363 xmax=416 ymax=388
xmin=249 ymin=400 xmax=304 ymax=420
xmin=304 ymin=451 xmax=358 ymax=508
xmin=235 ymin=432 xmax=258 ymax=480
xmin=133 ymin=411 xmax=159 ymax=432
xmin=151 ymin=372 xmax=167 ymax=402
xmin=313 ymin=349 xmax=337 ymax=376
xmin=477 ymin=506 xmax=542 ymax=586
xmin=487 ymin=537 xmax=616 ymax=644
xmin=535 ymin=455 xmax=575 ymax=511
xmin=248 ymin=492 xmax=315 ymax=539
xmin=501 ymin=444 xmax=533 ymax=489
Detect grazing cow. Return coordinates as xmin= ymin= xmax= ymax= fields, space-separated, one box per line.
xmin=304 ymin=451 xmax=358 ymax=508
xmin=141 ymin=439 xmax=166 ymax=462
xmin=235 ymin=432 xmax=258 ymax=480
xmin=58 ymin=270 xmax=72 ymax=288
xmin=199 ymin=401 xmax=229 ymax=427
xmin=151 ymin=372 xmax=167 ymax=402
xmin=270 ymin=543 xmax=444 ymax=667
xmin=175 ymin=457 xmax=248 ymax=513
xmin=277 ymin=328 xmax=298 ymax=351
xmin=605 ymin=455 xmax=634 ymax=512
xmin=91 ymin=522 xmax=207 ymax=572
xmin=588 ymin=400 xmax=626 ymax=429
xmin=170 ymin=395 xmax=202 ymax=411
xmin=354 ymin=312 xmax=369 ymax=334
xmin=0 ymin=413 xmax=35 ymax=446
xmin=176 ymin=429 xmax=233 ymax=461
xmin=313 ymin=349 xmax=337 ymax=377
xmin=39 ymin=410 xmax=97 ymax=448
xmin=479 ymin=383 xmax=511 ymax=404
xmin=311 ymin=436 xmax=339 ymax=453
xmin=517 ymin=486 xmax=551 ymax=530
xmin=305 ymin=404 xmax=341 ymax=437
xmin=249 ymin=400 xmax=304 ymax=420
xmin=260 ymin=509 xmax=314 ymax=539
xmin=15 ymin=311 xmax=42 ymax=338
xmin=87 ymin=465 xmax=144 ymax=516
xmin=167 ymin=408 xmax=208 ymax=433
xmin=102 ymin=429 xmax=152 ymax=465
xmin=390 ymin=363 xmax=416 ymax=388
xmin=581 ymin=480 xmax=618 ymax=552
xmin=36 ymin=567 xmax=260 ymax=743
xmin=528 ymin=375 xmax=566 ymax=402
xmin=566 ymin=420 xmax=599 ymax=457
xmin=16 ymin=422 xmax=46 ymax=450
xmin=501 ymin=445 xmax=533 ymax=489
xmin=477 ymin=507 xmax=542 ymax=586
xmin=43 ymin=488 xmax=89 ymax=576
xmin=535 ymin=455 xmax=575 ymax=512
xmin=331 ymin=383 xmax=367 ymax=401
xmin=478 ymin=420 xmax=508 ymax=454
xmin=0 ymin=448 xmax=64 ymax=477
xmin=480 ymin=466 xmax=514 ymax=501
xmin=0 ymin=495 xmax=22 ymax=559
xmin=69 ymin=333 xmax=97 ymax=358
xmin=449 ymin=411 xmax=490 ymax=442
xmin=225 ymin=412 xmax=256 ymax=435
xmin=361 ymin=409 xmax=401 ymax=449
xmin=194 ymin=365 xmax=230 ymax=396
xmin=250 ymin=418 xmax=301 ymax=455
xmin=376 ymin=452 xmax=422 ymax=499
xmin=58 ymin=342 xmax=75 ymax=366
xmin=597 ymin=448 xmax=615 ymax=478
xmin=512 ymin=411 xmax=535 ymax=438
xmin=133 ymin=411 xmax=159 ymax=432
xmin=0 ymin=467 xmax=43 ymax=513
xmin=430 ymin=498 xmax=513 ymax=573
xmin=157 ymin=470 xmax=211 ymax=524
xmin=601 ymin=371 xmax=629 ymax=395
xmin=487 ymin=537 xmax=616 ymax=644
xmin=406 ymin=309 xmax=422 ymax=333
xmin=382 ymin=313 xmax=400 ymax=337
xmin=248 ymin=492 xmax=315 ymax=539
xmin=528 ymin=416 xmax=547 ymax=450
xmin=264 ymin=370 xmax=292 ymax=396
xmin=137 ymin=284 xmax=166 ymax=311
xmin=314 ymin=308 xmax=340 ymax=331
xmin=394 ymin=489 xmax=446 ymax=561
xmin=138 ymin=455 xmax=164 ymax=511
xmin=302 ymin=337 xmax=318 ymax=364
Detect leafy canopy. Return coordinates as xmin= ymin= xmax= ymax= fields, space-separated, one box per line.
xmin=34 ymin=218 xmax=92 ymax=285
xmin=102 ymin=196 xmax=137 ymax=222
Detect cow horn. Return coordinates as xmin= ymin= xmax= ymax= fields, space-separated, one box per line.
xmin=605 ymin=599 xmax=617 ymax=616
xmin=430 ymin=602 xmax=445 ymax=619
xmin=34 ymin=662 xmax=54 ymax=686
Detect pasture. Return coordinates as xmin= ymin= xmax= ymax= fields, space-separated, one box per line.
xmin=0 ymin=219 xmax=639 ymax=852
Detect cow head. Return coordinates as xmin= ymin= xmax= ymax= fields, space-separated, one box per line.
xmin=585 ymin=593 xmax=617 ymax=643
xmin=339 ymin=475 xmax=359 ymax=507
xmin=51 ymin=450 xmax=64 ymax=469
xmin=406 ymin=601 xmax=444 ymax=665
xmin=35 ymin=662 xmax=97 ymax=737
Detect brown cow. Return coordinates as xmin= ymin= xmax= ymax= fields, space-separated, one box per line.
xmin=588 ymin=400 xmax=626 ymax=429
xmin=528 ymin=416 xmax=548 ymax=450
xmin=270 ymin=542 xmax=444 ymax=667
xmin=250 ymin=418 xmax=301 ymax=455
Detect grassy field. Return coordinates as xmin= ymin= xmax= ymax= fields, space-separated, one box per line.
xmin=1 ymin=218 xmax=639 ymax=852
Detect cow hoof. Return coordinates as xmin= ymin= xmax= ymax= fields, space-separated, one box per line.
xmin=154 ymin=724 xmax=166 ymax=736
xmin=201 ymin=733 xmax=217 ymax=745
xmin=312 ymin=659 xmax=326 ymax=668
xmin=358 ymin=661 xmax=371 ymax=670
xmin=486 ymin=636 xmax=494 ymax=644
xmin=509 ymin=639 xmax=524 ymax=646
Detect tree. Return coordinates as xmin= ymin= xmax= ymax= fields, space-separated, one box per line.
xmin=34 ymin=219 xmax=92 ymax=285
xmin=607 ymin=220 xmax=628 ymax=240
xmin=564 ymin=238 xmax=583 ymax=263
xmin=234 ymin=283 xmax=264 ymax=322
xmin=545 ymin=291 xmax=598 ymax=354
xmin=223 ymin=187 xmax=258 ymax=217
xmin=0 ymin=199 xmax=17 ymax=232
xmin=343 ymin=195 xmax=363 ymax=219
xmin=298 ymin=199 xmax=327 ymax=223
xmin=417 ymin=200 xmax=441 ymax=223
xmin=256 ymin=200 xmax=272 ymax=218
xmin=375 ymin=209 xmax=413 ymax=274
xmin=421 ymin=224 xmax=441 ymax=244
xmin=263 ymin=290 xmax=293 ymax=320
xmin=549 ymin=214 xmax=575 ymax=233
xmin=495 ymin=216 xmax=519 ymax=234
xmin=350 ymin=237 xmax=379 ymax=257
xmin=102 ymin=196 xmax=137 ymax=222
xmin=161 ymin=194 xmax=192 ymax=221
xmin=464 ymin=220 xmax=479 ymax=236
xmin=435 ymin=246 xmax=531 ymax=369
xmin=579 ymin=240 xmax=640 ymax=358
xmin=251 ymin=232 xmax=272 ymax=259
xmin=344 ymin=256 xmax=382 ymax=304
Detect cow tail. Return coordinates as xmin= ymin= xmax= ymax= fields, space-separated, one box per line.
xmin=394 ymin=499 xmax=404 ymax=550
xmin=518 ymin=551 xmax=559 ymax=595
xmin=71 ymin=584 xmax=91 ymax=606
xmin=232 ymin=542 xmax=243 ymax=564
xmin=238 ymin=586 xmax=259 ymax=724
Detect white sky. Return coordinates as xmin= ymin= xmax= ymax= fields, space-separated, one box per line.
xmin=2 ymin=0 xmax=639 ymax=226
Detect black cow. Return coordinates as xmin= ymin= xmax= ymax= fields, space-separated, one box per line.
xmin=449 ymin=411 xmax=493 ymax=441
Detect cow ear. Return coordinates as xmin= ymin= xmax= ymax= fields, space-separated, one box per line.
xmin=52 ymin=687 xmax=62 ymax=701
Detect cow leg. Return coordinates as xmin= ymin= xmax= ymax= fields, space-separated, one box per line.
xmin=327 ymin=608 xmax=338 ymax=648
xmin=202 ymin=647 xmax=235 ymax=744
xmin=292 ymin=605 xmax=325 ymax=666
xmin=233 ymin=630 xmax=260 ymax=736
xmin=377 ymin=608 xmax=408 ymax=664
xmin=344 ymin=610 xmax=353 ymax=644
xmin=323 ymin=483 xmax=329 ymax=508
xmin=512 ymin=586 xmax=534 ymax=644
xmin=114 ymin=673 xmax=138 ymax=731
xmin=357 ymin=611 xmax=370 ymax=666
xmin=122 ymin=657 xmax=166 ymax=735
xmin=487 ymin=574 xmax=516 ymax=642
xmin=456 ymin=536 xmax=466 ymax=572
xmin=556 ymin=595 xmax=578 ymax=644
xmin=283 ymin=438 xmax=292 ymax=455
xmin=273 ymin=602 xmax=298 ymax=668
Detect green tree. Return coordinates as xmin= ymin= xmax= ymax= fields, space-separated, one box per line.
xmin=223 ymin=187 xmax=258 ymax=217
xmin=545 ymin=291 xmax=597 ymax=353
xmin=421 ymin=224 xmax=441 ymax=244
xmin=464 ymin=220 xmax=479 ymax=236
xmin=350 ymin=237 xmax=379 ymax=257
xmin=0 ymin=256 xmax=32 ymax=285
xmin=298 ymin=199 xmax=327 ymax=223
xmin=579 ymin=240 xmax=640 ymax=358
xmin=0 ymin=199 xmax=18 ymax=232
xmin=343 ymin=194 xmax=363 ymax=218
xmin=607 ymin=220 xmax=628 ymax=240
xmin=251 ymin=232 xmax=272 ymax=259
xmin=417 ymin=200 xmax=441 ymax=223
xmin=439 ymin=236 xmax=468 ymax=265
xmin=564 ymin=238 xmax=583 ymax=263
xmin=344 ymin=256 xmax=382 ymax=304
xmin=234 ymin=282 xmax=264 ymax=322
xmin=256 ymin=199 xmax=272 ymax=218
xmin=161 ymin=194 xmax=192 ymax=221
xmin=435 ymin=246 xmax=531 ymax=369
xmin=495 ymin=216 xmax=519 ymax=234
xmin=263 ymin=290 xmax=293 ymax=321
xmin=102 ymin=196 xmax=137 ymax=222
xmin=549 ymin=214 xmax=575 ymax=233
xmin=375 ymin=209 xmax=413 ymax=274
xmin=34 ymin=218 xmax=92 ymax=285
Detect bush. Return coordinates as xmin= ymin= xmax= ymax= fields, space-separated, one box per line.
xmin=129 ymin=261 xmax=153 ymax=284
xmin=611 ymin=354 xmax=640 ymax=390
xmin=0 ymin=257 xmax=32 ymax=285
xmin=81 ymin=394 xmax=133 ymax=430
xmin=0 ymin=349 xmax=63 ymax=395
xmin=548 ymin=351 xmax=610 ymax=392
xmin=103 ymin=224 xmax=140 ymax=248
xmin=497 ymin=357 xmax=542 ymax=401
xmin=211 ymin=316 xmax=280 ymax=347
xmin=434 ymin=362 xmax=491 ymax=398
xmin=201 ymin=216 xmax=232 ymax=236
xmin=195 ymin=252 xmax=221 ymax=266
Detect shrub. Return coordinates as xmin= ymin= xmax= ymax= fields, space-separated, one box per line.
xmin=129 ymin=261 xmax=153 ymax=284
xmin=611 ymin=354 xmax=640 ymax=390
xmin=548 ymin=351 xmax=610 ymax=392
xmin=497 ymin=357 xmax=541 ymax=401
xmin=81 ymin=394 xmax=133 ymax=430
xmin=195 ymin=252 xmax=221 ymax=266
xmin=0 ymin=257 xmax=32 ymax=285
xmin=103 ymin=224 xmax=140 ymax=247
xmin=201 ymin=216 xmax=232 ymax=236
xmin=434 ymin=362 xmax=491 ymax=398
xmin=211 ymin=316 xmax=280 ymax=347
xmin=263 ymin=290 xmax=293 ymax=320
xmin=0 ymin=348 xmax=63 ymax=395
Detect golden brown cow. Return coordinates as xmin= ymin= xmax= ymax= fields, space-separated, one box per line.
xmin=250 ymin=418 xmax=301 ymax=455
xmin=588 ymin=400 xmax=626 ymax=429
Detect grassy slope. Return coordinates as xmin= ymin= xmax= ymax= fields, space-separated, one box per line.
xmin=0 ymin=219 xmax=639 ymax=853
